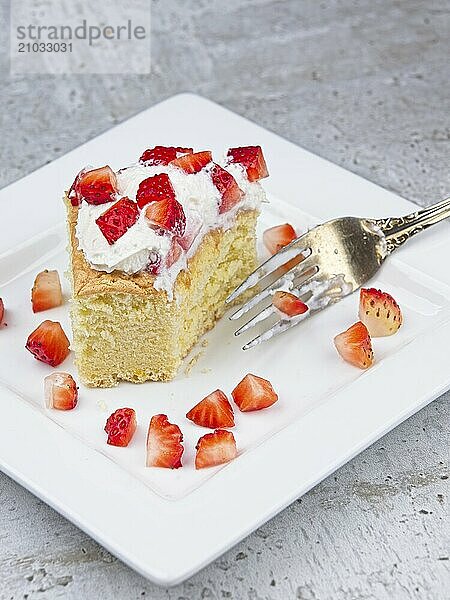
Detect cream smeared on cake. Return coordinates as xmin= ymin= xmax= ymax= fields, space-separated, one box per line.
xmin=74 ymin=149 xmax=267 ymax=295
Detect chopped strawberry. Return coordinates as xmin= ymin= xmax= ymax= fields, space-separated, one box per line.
xmin=359 ymin=288 xmax=403 ymax=337
xmin=170 ymin=151 xmax=212 ymax=174
xmin=139 ymin=146 xmax=193 ymax=165
xmin=272 ymin=291 xmax=308 ymax=317
xmin=210 ymin=164 xmax=244 ymax=214
xmin=231 ymin=373 xmax=278 ymax=412
xmin=226 ymin=146 xmax=269 ymax=182
xmin=177 ymin=210 xmax=202 ymax=251
xmin=146 ymin=414 xmax=184 ymax=469
xmin=31 ymin=270 xmax=63 ymax=313
xmin=263 ymin=223 xmax=297 ymax=255
xmin=186 ymin=389 xmax=235 ymax=429
xmin=68 ymin=169 xmax=86 ymax=206
xmin=44 ymin=372 xmax=78 ymax=411
xmin=26 ymin=320 xmax=70 ymax=367
xmin=195 ymin=429 xmax=237 ymax=469
xmin=334 ymin=321 xmax=374 ymax=369
xmin=105 ymin=408 xmax=137 ymax=447
xmin=146 ymin=251 xmax=162 ymax=274
xmin=136 ymin=173 xmax=176 ymax=209
xmin=144 ymin=197 xmax=186 ymax=237
xmin=165 ymin=238 xmax=183 ymax=268
xmin=73 ymin=166 xmax=117 ymax=205
xmin=96 ymin=197 xmax=139 ymax=245
xmin=0 ymin=298 xmax=4 ymax=326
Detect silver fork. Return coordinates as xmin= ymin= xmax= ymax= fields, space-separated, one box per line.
xmin=226 ymin=198 xmax=450 ymax=349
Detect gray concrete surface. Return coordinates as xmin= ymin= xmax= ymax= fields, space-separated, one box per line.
xmin=1 ymin=0 xmax=449 ymax=598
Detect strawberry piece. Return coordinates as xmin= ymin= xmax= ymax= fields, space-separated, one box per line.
xmin=31 ymin=270 xmax=63 ymax=313
xmin=359 ymin=288 xmax=403 ymax=337
xmin=186 ymin=389 xmax=235 ymax=429
xmin=263 ymin=223 xmax=297 ymax=255
xmin=146 ymin=251 xmax=162 ymax=274
xmin=146 ymin=414 xmax=184 ymax=469
xmin=73 ymin=166 xmax=117 ymax=205
xmin=44 ymin=372 xmax=78 ymax=411
xmin=96 ymin=197 xmax=139 ymax=245
xmin=334 ymin=321 xmax=374 ymax=369
xmin=105 ymin=408 xmax=137 ymax=447
xmin=210 ymin=164 xmax=244 ymax=214
xmin=0 ymin=298 xmax=4 ymax=326
xmin=139 ymin=146 xmax=193 ymax=165
xmin=177 ymin=210 xmax=202 ymax=251
xmin=231 ymin=373 xmax=278 ymax=412
xmin=144 ymin=197 xmax=186 ymax=237
xmin=26 ymin=320 xmax=70 ymax=367
xmin=273 ymin=291 xmax=308 ymax=317
xmin=68 ymin=169 xmax=86 ymax=206
xmin=170 ymin=151 xmax=212 ymax=174
xmin=195 ymin=429 xmax=237 ymax=469
xmin=227 ymin=146 xmax=269 ymax=182
xmin=165 ymin=238 xmax=183 ymax=268
xmin=136 ymin=173 xmax=176 ymax=209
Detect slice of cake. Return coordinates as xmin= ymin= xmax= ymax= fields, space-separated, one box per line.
xmin=65 ymin=146 xmax=268 ymax=387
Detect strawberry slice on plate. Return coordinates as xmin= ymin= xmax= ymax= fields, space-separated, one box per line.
xmin=226 ymin=146 xmax=269 ymax=181
xmin=273 ymin=291 xmax=308 ymax=317
xmin=146 ymin=414 xmax=184 ymax=469
xmin=231 ymin=373 xmax=278 ymax=412
xmin=44 ymin=372 xmax=78 ymax=410
xmin=211 ymin=164 xmax=244 ymax=214
xmin=96 ymin=197 xmax=139 ymax=245
xmin=136 ymin=173 xmax=176 ymax=209
xmin=0 ymin=298 xmax=4 ymax=326
xmin=359 ymin=288 xmax=402 ymax=337
xmin=72 ymin=166 xmax=117 ymax=205
xmin=334 ymin=321 xmax=374 ymax=369
xmin=195 ymin=429 xmax=237 ymax=469
xmin=139 ymin=146 xmax=193 ymax=165
xmin=105 ymin=408 xmax=137 ymax=447
xmin=31 ymin=270 xmax=63 ymax=313
xmin=26 ymin=320 xmax=70 ymax=367
xmin=263 ymin=223 xmax=297 ymax=255
xmin=170 ymin=150 xmax=212 ymax=174
xmin=186 ymin=389 xmax=235 ymax=429
xmin=145 ymin=197 xmax=186 ymax=237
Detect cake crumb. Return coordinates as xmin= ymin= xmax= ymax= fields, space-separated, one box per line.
xmin=201 ymin=339 xmax=209 ymax=348
xmin=184 ymin=350 xmax=205 ymax=375
xmin=96 ymin=399 xmax=108 ymax=411
xmin=200 ymin=367 xmax=212 ymax=374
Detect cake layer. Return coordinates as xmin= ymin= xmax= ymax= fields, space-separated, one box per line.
xmin=67 ymin=198 xmax=258 ymax=387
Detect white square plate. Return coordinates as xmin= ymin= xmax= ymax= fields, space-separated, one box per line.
xmin=0 ymin=94 xmax=449 ymax=585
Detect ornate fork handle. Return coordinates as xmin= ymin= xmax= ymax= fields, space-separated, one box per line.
xmin=373 ymin=197 xmax=450 ymax=254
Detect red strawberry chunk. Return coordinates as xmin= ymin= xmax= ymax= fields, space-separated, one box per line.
xmin=334 ymin=321 xmax=374 ymax=369
xmin=165 ymin=238 xmax=184 ymax=268
xmin=359 ymin=288 xmax=402 ymax=337
xmin=177 ymin=210 xmax=202 ymax=251
xmin=26 ymin=320 xmax=70 ymax=367
xmin=96 ymin=197 xmax=139 ymax=245
xmin=170 ymin=151 xmax=212 ymax=174
xmin=231 ymin=373 xmax=278 ymax=412
xmin=263 ymin=223 xmax=297 ymax=255
xmin=139 ymin=146 xmax=193 ymax=165
xmin=105 ymin=408 xmax=137 ymax=447
xmin=186 ymin=389 xmax=235 ymax=429
xmin=146 ymin=414 xmax=184 ymax=469
xmin=227 ymin=146 xmax=269 ymax=182
xmin=136 ymin=173 xmax=176 ymax=209
xmin=211 ymin=164 xmax=244 ymax=214
xmin=144 ymin=197 xmax=186 ymax=237
xmin=272 ymin=291 xmax=308 ymax=318
xmin=0 ymin=298 xmax=4 ymax=326
xmin=68 ymin=169 xmax=86 ymax=206
xmin=146 ymin=251 xmax=162 ymax=274
xmin=31 ymin=270 xmax=63 ymax=313
xmin=195 ymin=429 xmax=237 ymax=469
xmin=44 ymin=372 xmax=78 ymax=411
xmin=73 ymin=166 xmax=117 ymax=205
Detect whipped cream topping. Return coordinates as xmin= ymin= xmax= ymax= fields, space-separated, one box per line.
xmin=75 ymin=159 xmax=266 ymax=297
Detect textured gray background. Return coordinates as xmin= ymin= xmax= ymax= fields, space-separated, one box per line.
xmin=1 ymin=1 xmax=449 ymax=598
